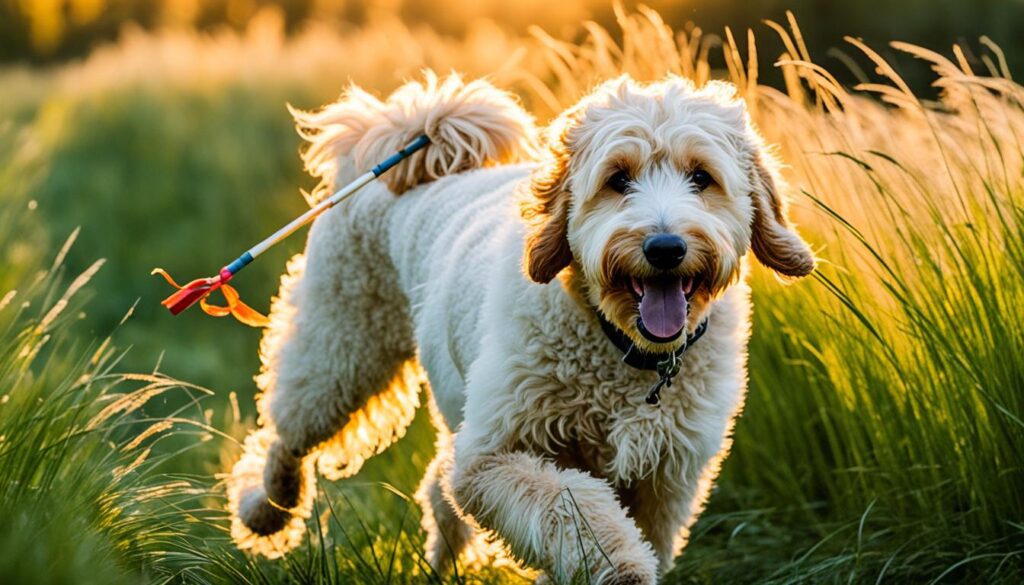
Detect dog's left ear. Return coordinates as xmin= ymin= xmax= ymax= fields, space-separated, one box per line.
xmin=749 ymin=151 xmax=816 ymax=277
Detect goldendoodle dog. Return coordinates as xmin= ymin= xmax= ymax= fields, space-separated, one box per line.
xmin=226 ymin=72 xmax=814 ymax=583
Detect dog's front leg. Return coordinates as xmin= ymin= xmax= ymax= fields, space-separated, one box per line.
xmin=626 ymin=478 xmax=700 ymax=574
xmin=450 ymin=448 xmax=658 ymax=585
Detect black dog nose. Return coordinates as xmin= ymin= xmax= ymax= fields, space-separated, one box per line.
xmin=643 ymin=233 xmax=687 ymax=269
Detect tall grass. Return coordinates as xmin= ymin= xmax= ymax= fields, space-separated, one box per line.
xmin=0 ymin=248 xmax=142 ymax=585
xmin=0 ymin=123 xmax=201 ymax=583
xmin=0 ymin=6 xmax=1021 ymax=583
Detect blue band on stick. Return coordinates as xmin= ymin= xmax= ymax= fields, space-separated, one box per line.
xmin=372 ymin=134 xmax=431 ymax=177
xmin=225 ymin=252 xmax=254 ymax=276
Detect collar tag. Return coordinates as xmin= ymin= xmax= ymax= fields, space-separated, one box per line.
xmin=597 ymin=312 xmax=709 ymax=407
xmin=646 ymin=352 xmax=682 ymax=405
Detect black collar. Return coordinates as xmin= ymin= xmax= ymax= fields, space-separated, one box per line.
xmin=597 ymin=313 xmax=709 ymax=405
xmin=597 ymin=314 xmax=709 ymax=371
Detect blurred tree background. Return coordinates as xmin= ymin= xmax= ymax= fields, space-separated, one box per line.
xmin=4 ymin=0 xmax=1024 ymax=89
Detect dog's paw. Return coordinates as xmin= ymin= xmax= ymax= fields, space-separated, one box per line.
xmin=605 ymin=570 xmax=654 ymax=585
xmin=595 ymin=563 xmax=657 ymax=585
xmin=533 ymin=565 xmax=656 ymax=585
xmin=536 ymin=568 xmax=654 ymax=585
xmin=238 ymin=486 xmax=292 ymax=536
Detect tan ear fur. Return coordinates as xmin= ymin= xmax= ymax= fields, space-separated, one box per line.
xmin=520 ymin=76 xmax=639 ymax=284
xmin=521 ymin=117 xmax=576 ymax=284
xmin=750 ymin=153 xmax=816 ymax=277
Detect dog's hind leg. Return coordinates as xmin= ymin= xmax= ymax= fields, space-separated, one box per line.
xmin=415 ymin=422 xmax=472 ymax=574
xmin=418 ymin=394 xmax=532 ymax=576
xmin=227 ymin=195 xmax=420 ymax=557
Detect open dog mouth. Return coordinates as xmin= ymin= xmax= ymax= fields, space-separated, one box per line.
xmin=629 ymin=274 xmax=700 ymax=343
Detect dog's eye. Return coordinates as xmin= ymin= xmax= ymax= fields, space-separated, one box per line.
xmin=691 ymin=169 xmax=713 ymax=192
xmin=606 ymin=170 xmax=632 ymax=194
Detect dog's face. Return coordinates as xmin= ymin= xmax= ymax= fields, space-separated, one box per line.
xmin=522 ymin=76 xmax=814 ymax=352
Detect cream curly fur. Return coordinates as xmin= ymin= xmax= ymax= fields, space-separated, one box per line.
xmin=226 ymin=72 xmax=813 ymax=583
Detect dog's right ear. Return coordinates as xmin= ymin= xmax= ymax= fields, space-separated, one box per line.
xmin=521 ymin=76 xmax=635 ymax=284
xmin=521 ymin=118 xmax=575 ymax=284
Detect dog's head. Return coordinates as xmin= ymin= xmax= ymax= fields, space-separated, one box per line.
xmin=522 ymin=75 xmax=814 ymax=352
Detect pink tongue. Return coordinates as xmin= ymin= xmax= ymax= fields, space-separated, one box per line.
xmin=639 ymin=277 xmax=688 ymax=339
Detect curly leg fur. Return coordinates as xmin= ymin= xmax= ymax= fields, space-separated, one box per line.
xmin=451 ymin=450 xmax=659 ymax=585
xmin=417 ymin=410 xmax=526 ymax=576
xmin=416 ymin=436 xmax=473 ymax=574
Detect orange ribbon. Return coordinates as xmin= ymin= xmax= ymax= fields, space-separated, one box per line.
xmin=152 ymin=268 xmax=269 ymax=328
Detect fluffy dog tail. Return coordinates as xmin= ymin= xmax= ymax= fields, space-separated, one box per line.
xmin=291 ymin=71 xmax=537 ymax=201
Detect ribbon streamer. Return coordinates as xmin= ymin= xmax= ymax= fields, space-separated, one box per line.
xmin=152 ymin=268 xmax=269 ymax=327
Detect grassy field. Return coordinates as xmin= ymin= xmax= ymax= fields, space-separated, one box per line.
xmin=1 ymin=6 xmax=1022 ymax=583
